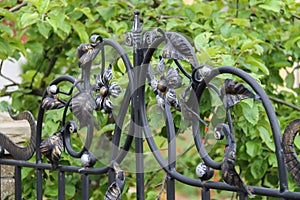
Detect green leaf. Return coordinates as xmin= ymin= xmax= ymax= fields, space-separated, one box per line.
xmin=231 ymin=18 xmax=250 ymax=27
xmin=285 ymin=72 xmax=295 ymax=89
xmin=166 ymin=19 xmax=181 ymax=31
xmin=251 ymin=158 xmax=268 ymax=179
xmin=199 ymin=3 xmax=212 ymax=17
xmin=37 ymin=22 xmax=52 ymax=39
xmin=0 ymin=37 xmax=12 ymax=59
xmin=0 ymin=100 xmax=9 ymax=112
xmin=219 ymin=54 xmax=235 ymax=66
xmin=117 ymin=57 xmax=126 ymax=74
xmin=268 ymin=154 xmax=278 ymax=167
xmin=96 ymin=7 xmax=115 ymax=21
xmin=0 ymin=7 xmax=16 ymax=21
xmin=21 ymin=12 xmax=39 ymax=28
xmin=246 ymin=140 xmax=261 ymax=157
xmin=184 ymin=7 xmax=195 ymax=19
xmin=38 ymin=0 xmax=50 ymax=14
xmin=244 ymin=56 xmax=269 ymax=75
xmin=241 ymin=40 xmax=262 ymax=53
xmin=98 ymin=124 xmax=115 ymax=134
xmin=190 ymin=22 xmax=201 ymax=30
xmin=26 ymin=41 xmax=44 ymax=54
xmin=0 ymin=23 xmax=14 ymax=36
xmin=65 ymin=184 xmax=76 ymax=198
xmin=241 ymin=100 xmax=259 ymax=125
xmin=259 ymin=0 xmax=281 ymax=13
xmin=72 ymin=21 xmax=89 ymax=42
xmin=74 ymin=7 xmax=95 ymax=21
xmin=194 ymin=32 xmax=211 ymax=51
xmin=284 ymin=35 xmax=300 ymax=50
xmin=46 ymin=186 xmax=59 ymax=197
xmin=258 ymin=126 xmax=272 ymax=144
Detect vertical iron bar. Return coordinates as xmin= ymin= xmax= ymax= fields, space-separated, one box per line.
xmin=165 ymin=103 xmax=176 ymax=200
xmin=166 ymin=174 xmax=175 ymax=200
xmin=58 ymin=170 xmax=65 ymax=200
xmin=82 ymin=174 xmax=89 ymax=199
xmin=132 ymin=9 xmax=144 ymax=200
xmin=36 ymin=105 xmax=45 ymax=200
xmin=15 ymin=166 xmax=22 ymax=200
xmin=202 ymin=187 xmax=210 ymax=200
xmin=0 ymin=164 xmax=1 ymax=198
xmin=238 ymin=192 xmax=248 ymax=200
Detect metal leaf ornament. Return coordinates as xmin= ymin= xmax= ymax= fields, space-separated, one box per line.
xmin=220 ymin=124 xmax=253 ymax=196
xmin=104 ymin=162 xmax=126 ymax=200
xmin=221 ymin=79 xmax=259 ymax=109
xmin=70 ymin=91 xmax=96 ymax=128
xmin=179 ymin=83 xmax=207 ymax=125
xmin=77 ymin=34 xmax=103 ymax=67
xmin=40 ymin=131 xmax=63 ymax=169
xmin=160 ymin=30 xmax=198 ymax=68
xmin=41 ymin=85 xmax=65 ymax=110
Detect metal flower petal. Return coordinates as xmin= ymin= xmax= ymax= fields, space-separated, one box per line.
xmin=103 ymin=98 xmax=113 ymax=114
xmin=109 ymin=82 xmax=122 ymax=98
xmin=166 ymin=89 xmax=180 ymax=110
xmin=156 ymin=58 xmax=166 ymax=78
xmin=95 ymin=93 xmax=104 ymax=111
xmin=94 ymin=74 xmax=104 ymax=90
xmin=103 ymin=65 xmax=113 ymax=84
xmin=166 ymin=67 xmax=182 ymax=89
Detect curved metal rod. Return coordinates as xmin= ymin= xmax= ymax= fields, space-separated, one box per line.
xmin=36 ymin=75 xmax=77 ymax=162
xmin=193 ymin=66 xmax=288 ymax=192
xmin=62 ymin=97 xmax=93 ymax=158
xmin=101 ymin=39 xmax=135 ymax=164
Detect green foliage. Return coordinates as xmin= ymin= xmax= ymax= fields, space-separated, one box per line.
xmin=1 ymin=0 xmax=300 ymax=199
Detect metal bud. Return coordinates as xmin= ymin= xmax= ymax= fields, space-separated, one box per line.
xmin=195 ymin=162 xmax=214 ymax=181
xmin=90 ymin=34 xmax=103 ymax=45
xmin=48 ymin=85 xmax=59 ymax=94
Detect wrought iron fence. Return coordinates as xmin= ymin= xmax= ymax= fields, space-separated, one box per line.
xmin=1 ymin=10 xmax=300 ymax=200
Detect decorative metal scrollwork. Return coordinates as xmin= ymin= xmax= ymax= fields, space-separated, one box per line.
xmin=283 ymin=119 xmax=300 ymax=186
xmin=2 ymin=10 xmax=300 ymax=200
xmin=0 ymin=107 xmax=36 ymax=160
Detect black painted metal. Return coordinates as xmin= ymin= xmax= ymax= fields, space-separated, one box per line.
xmin=1 ymin=10 xmax=300 ymax=200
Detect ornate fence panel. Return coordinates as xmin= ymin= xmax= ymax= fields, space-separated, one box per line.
xmin=1 ymin=10 xmax=300 ymax=200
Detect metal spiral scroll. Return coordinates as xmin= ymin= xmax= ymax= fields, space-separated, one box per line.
xmin=283 ymin=119 xmax=300 ymax=185
xmin=0 ymin=107 xmax=36 ymax=160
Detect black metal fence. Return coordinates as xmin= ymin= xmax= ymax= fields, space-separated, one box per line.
xmin=1 ymin=10 xmax=300 ymax=200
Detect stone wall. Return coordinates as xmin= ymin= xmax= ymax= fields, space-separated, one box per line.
xmin=0 ymin=112 xmax=30 ymax=200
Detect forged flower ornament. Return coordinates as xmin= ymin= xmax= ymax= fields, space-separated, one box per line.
xmin=93 ymin=65 xmax=122 ymax=115
xmin=150 ymin=58 xmax=182 ymax=110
